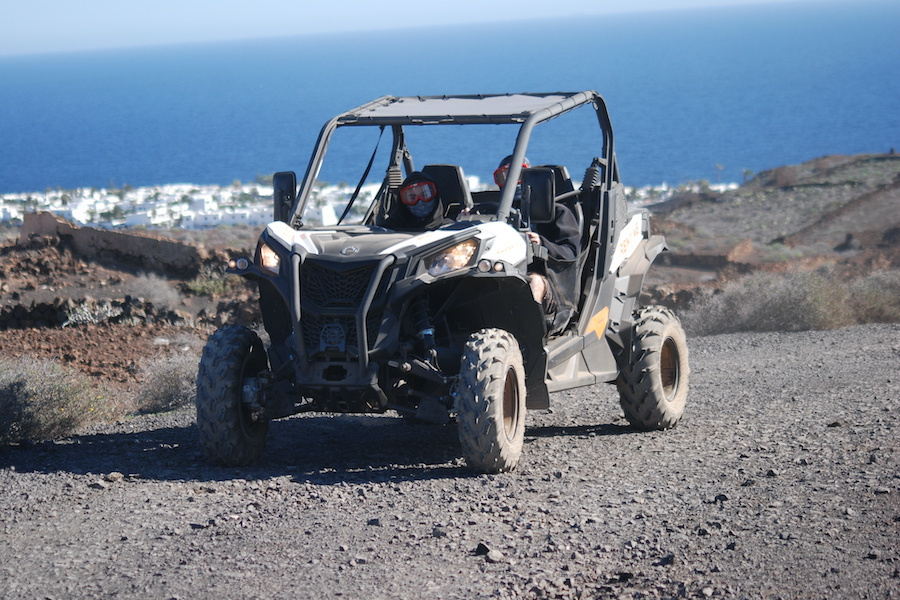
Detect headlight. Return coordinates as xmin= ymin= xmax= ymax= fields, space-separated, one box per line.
xmin=258 ymin=243 xmax=281 ymax=274
xmin=425 ymin=239 xmax=478 ymax=277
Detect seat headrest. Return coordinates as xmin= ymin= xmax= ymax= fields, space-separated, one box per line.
xmin=421 ymin=164 xmax=473 ymax=210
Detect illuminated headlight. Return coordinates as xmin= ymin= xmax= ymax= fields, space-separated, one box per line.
xmin=258 ymin=243 xmax=281 ymax=274
xmin=425 ymin=239 xmax=478 ymax=277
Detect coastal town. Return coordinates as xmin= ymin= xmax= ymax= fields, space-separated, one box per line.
xmin=0 ymin=180 xmax=348 ymax=230
xmin=0 ymin=177 xmax=735 ymax=231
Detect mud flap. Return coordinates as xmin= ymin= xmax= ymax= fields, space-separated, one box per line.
xmin=525 ymin=352 xmax=550 ymax=409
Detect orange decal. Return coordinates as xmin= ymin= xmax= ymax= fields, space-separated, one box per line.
xmin=586 ymin=307 xmax=609 ymax=338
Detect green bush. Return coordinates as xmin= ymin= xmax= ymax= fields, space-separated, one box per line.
xmin=183 ymin=263 xmax=236 ymax=298
xmin=0 ymin=358 xmax=112 ymax=444
xmin=133 ymin=352 xmax=200 ymax=414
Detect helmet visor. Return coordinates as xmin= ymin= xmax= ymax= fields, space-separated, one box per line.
xmin=399 ymin=180 xmax=438 ymax=206
xmin=493 ymin=162 xmax=529 ymax=188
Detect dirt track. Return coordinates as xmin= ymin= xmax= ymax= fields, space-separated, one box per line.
xmin=1 ymin=323 xmax=898 ymax=599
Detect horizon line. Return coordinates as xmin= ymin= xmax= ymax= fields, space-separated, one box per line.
xmin=0 ymin=0 xmax=832 ymax=59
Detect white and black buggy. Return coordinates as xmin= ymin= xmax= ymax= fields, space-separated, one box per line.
xmin=196 ymin=92 xmax=689 ymax=473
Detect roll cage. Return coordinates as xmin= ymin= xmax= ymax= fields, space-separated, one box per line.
xmin=285 ymin=92 xmax=620 ymax=228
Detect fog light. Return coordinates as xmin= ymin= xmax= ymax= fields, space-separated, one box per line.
xmin=477 ymin=259 xmax=492 ymax=273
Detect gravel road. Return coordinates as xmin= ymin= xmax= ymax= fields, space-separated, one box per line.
xmin=2 ymin=323 xmax=898 ymax=599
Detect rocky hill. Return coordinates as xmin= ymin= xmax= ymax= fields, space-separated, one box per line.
xmin=645 ymin=152 xmax=900 ymax=299
xmin=0 ymin=217 xmax=258 ymax=386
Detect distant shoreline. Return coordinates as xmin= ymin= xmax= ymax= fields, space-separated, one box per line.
xmin=0 ymin=179 xmax=741 ymax=230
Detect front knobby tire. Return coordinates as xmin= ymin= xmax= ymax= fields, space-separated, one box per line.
xmin=457 ymin=328 xmax=527 ymax=473
xmin=617 ymin=306 xmax=690 ymax=430
xmin=196 ymin=325 xmax=270 ymax=466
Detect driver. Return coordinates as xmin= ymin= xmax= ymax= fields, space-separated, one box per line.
xmin=380 ymin=172 xmax=449 ymax=231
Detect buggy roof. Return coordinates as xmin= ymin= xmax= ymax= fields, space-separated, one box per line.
xmin=335 ymin=92 xmax=601 ymax=126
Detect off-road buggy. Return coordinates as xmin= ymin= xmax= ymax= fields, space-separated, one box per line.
xmin=196 ymin=92 xmax=689 ymax=473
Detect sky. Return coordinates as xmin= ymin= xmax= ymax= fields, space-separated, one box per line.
xmin=2 ymin=0 xmax=812 ymax=57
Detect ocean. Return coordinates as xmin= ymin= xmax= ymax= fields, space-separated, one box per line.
xmin=1 ymin=0 xmax=898 ymax=194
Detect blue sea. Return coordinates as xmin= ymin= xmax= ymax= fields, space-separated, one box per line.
xmin=1 ymin=0 xmax=898 ymax=194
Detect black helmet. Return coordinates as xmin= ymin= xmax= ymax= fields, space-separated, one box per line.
xmin=494 ymin=155 xmax=531 ymax=188
xmin=398 ymin=172 xmax=440 ymax=219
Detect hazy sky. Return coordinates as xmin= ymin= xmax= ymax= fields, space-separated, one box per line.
xmin=2 ymin=0 xmax=813 ymax=57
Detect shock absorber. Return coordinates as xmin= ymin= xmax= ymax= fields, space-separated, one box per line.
xmin=411 ymin=297 xmax=438 ymax=365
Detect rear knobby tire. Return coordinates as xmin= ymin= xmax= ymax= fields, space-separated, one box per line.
xmin=456 ymin=328 xmax=527 ymax=473
xmin=616 ymin=306 xmax=689 ymax=430
xmin=195 ymin=325 xmax=269 ymax=466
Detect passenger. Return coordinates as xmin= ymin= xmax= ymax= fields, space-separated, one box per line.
xmin=493 ymin=155 xmax=531 ymax=200
xmin=380 ymin=171 xmax=450 ymax=231
xmin=495 ymin=155 xmax=580 ymax=327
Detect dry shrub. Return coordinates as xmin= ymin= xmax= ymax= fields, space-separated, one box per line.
xmin=0 ymin=358 xmax=115 ymax=444
xmin=682 ymin=267 xmax=854 ymax=335
xmin=134 ymin=352 xmax=200 ymax=414
xmin=682 ymin=267 xmax=900 ymax=335
xmin=849 ymin=270 xmax=900 ymax=323
xmin=772 ymin=165 xmax=798 ymax=188
xmin=125 ymin=272 xmax=184 ymax=308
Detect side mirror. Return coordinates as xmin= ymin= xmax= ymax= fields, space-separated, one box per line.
xmin=521 ymin=168 xmax=555 ymax=224
xmin=273 ymin=171 xmax=297 ymax=223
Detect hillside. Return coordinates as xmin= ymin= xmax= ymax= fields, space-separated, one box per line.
xmin=646 ymin=152 xmax=900 ymax=295
xmin=0 ymin=152 xmax=898 ymax=388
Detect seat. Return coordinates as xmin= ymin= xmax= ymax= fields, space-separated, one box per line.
xmin=421 ymin=164 xmax=474 ymax=218
xmin=538 ymin=164 xmax=576 ymax=197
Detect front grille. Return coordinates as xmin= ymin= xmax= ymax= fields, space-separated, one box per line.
xmin=299 ymin=260 xmax=386 ymax=358
xmin=301 ymin=313 xmax=358 ymax=354
xmin=301 ymin=262 xmax=376 ymax=309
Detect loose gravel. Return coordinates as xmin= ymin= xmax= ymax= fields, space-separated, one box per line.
xmin=1 ymin=323 xmax=898 ymax=599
